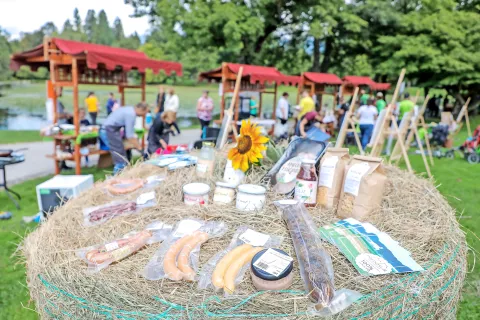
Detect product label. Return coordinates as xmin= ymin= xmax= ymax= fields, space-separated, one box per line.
xmin=319 ymin=156 xmax=339 ymax=188
xmin=277 ymin=157 xmax=302 ymax=183
xmin=355 ymin=253 xmax=393 ymax=275
xmin=104 ymin=241 xmax=120 ymax=252
xmin=344 ymin=162 xmax=371 ymax=196
xmin=136 ymin=191 xmax=156 ymax=205
xmin=253 ymin=248 xmax=293 ymax=277
xmin=294 ymin=179 xmax=318 ymax=204
xmin=110 ymin=246 xmax=133 ymax=261
xmin=239 ymin=229 xmax=270 ymax=246
xmin=173 ymin=220 xmax=202 ymax=237
xmin=184 ymin=194 xmax=208 ymax=206
xmin=196 ymin=162 xmax=208 ymax=173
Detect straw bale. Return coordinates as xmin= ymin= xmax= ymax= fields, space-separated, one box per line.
xmin=21 ymin=159 xmax=467 ymax=319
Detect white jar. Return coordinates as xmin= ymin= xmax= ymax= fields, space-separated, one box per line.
xmin=183 ymin=183 xmax=210 ymax=206
xmin=213 ymin=182 xmax=236 ymax=204
xmin=236 ymin=184 xmax=267 ymax=212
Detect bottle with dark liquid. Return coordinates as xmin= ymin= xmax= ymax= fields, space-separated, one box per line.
xmin=294 ymin=159 xmax=318 ymax=206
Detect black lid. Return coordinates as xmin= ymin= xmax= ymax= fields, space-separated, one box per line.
xmin=250 ymin=248 xmax=293 ymax=281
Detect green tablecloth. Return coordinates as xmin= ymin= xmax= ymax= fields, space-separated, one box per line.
xmin=61 ymin=128 xmax=146 ymax=145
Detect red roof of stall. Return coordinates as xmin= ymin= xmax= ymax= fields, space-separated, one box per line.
xmin=303 ymin=72 xmax=342 ymax=85
xmin=342 ymin=76 xmax=376 ymax=86
xmin=199 ymin=63 xmax=299 ymax=85
xmin=10 ymin=38 xmax=182 ymax=76
xmin=371 ymin=82 xmax=391 ymax=91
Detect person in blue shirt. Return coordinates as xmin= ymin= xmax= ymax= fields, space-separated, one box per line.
xmin=105 ymin=92 xmax=116 ymax=115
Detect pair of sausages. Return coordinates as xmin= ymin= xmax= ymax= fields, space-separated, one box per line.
xmin=212 ymin=244 xmax=264 ymax=294
xmin=105 ymin=178 xmax=145 ymax=195
xmin=85 ymin=230 xmax=153 ymax=264
xmin=163 ymin=231 xmax=210 ymax=281
xmin=88 ymin=201 xmax=137 ymax=222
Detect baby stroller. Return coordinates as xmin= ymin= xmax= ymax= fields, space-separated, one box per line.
xmin=458 ymin=125 xmax=480 ymax=164
xmin=430 ymin=125 xmax=451 ymax=158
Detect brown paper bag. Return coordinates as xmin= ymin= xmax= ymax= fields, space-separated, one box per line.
xmin=316 ymin=147 xmax=350 ymax=208
xmin=337 ymin=155 xmax=387 ymax=221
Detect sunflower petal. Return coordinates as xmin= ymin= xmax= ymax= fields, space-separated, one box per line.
xmin=247 ymin=151 xmax=259 ymax=163
xmin=228 ymin=148 xmax=239 ymax=159
xmin=254 ymin=136 xmax=269 ymax=144
xmin=231 ymin=153 xmax=243 ymax=170
xmin=240 ymin=155 xmax=249 ymax=172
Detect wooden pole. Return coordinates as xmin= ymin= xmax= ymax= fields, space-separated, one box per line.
xmin=335 ymin=87 xmax=359 ymax=148
xmin=390 ymin=119 xmax=413 ymax=173
xmin=456 ymin=98 xmax=472 ymax=137
xmin=272 ymin=82 xmax=278 ymax=120
xmin=217 ymin=67 xmax=244 ymax=150
xmin=72 ymin=58 xmax=81 ymax=175
xmin=258 ymin=91 xmax=263 ymax=119
xmin=414 ymin=128 xmax=432 ymax=178
xmin=370 ymin=69 xmax=406 ymax=156
xmin=297 ymin=75 xmax=303 ymax=104
xmin=420 ymin=116 xmax=434 ymax=166
xmin=220 ymin=62 xmax=227 ymax=122
xmin=49 ymin=61 xmax=60 ymax=174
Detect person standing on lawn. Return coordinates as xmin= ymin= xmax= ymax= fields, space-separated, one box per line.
xmin=85 ymin=92 xmax=99 ymax=125
xmin=356 ymin=98 xmax=378 ymax=150
xmin=376 ymin=92 xmax=387 ymax=113
xmin=156 ymin=86 xmax=166 ymax=114
xmin=398 ymin=93 xmax=415 ymax=124
xmin=360 ymin=89 xmax=369 ymax=106
xmin=196 ymin=90 xmax=214 ymax=136
xmin=101 ymin=102 xmax=149 ymax=174
xmin=164 ymin=88 xmax=181 ymax=135
xmin=298 ymin=91 xmax=315 ymax=120
xmin=105 ymin=92 xmax=116 ymax=115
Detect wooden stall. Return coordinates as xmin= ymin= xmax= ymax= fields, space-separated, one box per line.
xmin=199 ymin=63 xmax=299 ymax=124
xmin=296 ymin=72 xmax=343 ymax=108
xmin=10 ymin=37 xmax=182 ymax=175
xmin=341 ymin=76 xmax=376 ymax=97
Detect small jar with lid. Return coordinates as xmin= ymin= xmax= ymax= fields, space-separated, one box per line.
xmin=196 ymin=142 xmax=216 ymax=177
xmin=250 ymin=248 xmax=294 ymax=291
xmin=213 ymin=181 xmax=236 ymax=204
xmin=294 ymin=159 xmax=318 ymax=206
xmin=236 ymin=184 xmax=266 ymax=211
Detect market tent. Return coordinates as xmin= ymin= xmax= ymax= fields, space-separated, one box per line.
xmin=371 ymin=82 xmax=392 ymax=91
xmin=10 ymin=37 xmax=183 ymax=175
xmin=297 ymin=72 xmax=343 ymax=108
xmin=199 ymin=62 xmax=299 ymax=123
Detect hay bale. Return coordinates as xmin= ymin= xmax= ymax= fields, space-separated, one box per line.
xmin=22 ymin=162 xmax=467 ymax=319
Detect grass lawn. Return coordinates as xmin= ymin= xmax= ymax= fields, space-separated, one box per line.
xmin=0 ymin=118 xmax=478 ymax=319
xmin=0 ymin=130 xmax=48 ymax=144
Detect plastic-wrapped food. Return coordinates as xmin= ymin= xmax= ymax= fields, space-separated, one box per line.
xmin=198 ymin=226 xmax=283 ymax=294
xmin=102 ymin=175 xmax=165 ymax=197
xmin=143 ymin=219 xmax=227 ymax=281
xmin=76 ymin=221 xmax=172 ymax=273
xmin=83 ymin=191 xmax=157 ymax=226
xmin=274 ymin=200 xmax=361 ymax=316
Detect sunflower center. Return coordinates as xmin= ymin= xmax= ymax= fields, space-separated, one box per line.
xmin=237 ymin=135 xmax=253 ymax=154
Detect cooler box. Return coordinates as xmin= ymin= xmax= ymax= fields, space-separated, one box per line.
xmin=36 ymin=175 xmax=94 ymax=213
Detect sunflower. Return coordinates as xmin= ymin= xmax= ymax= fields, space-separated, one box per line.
xmin=228 ymin=119 xmax=269 ymax=172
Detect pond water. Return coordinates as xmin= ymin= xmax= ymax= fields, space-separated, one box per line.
xmin=0 ymin=108 xmax=197 ymax=130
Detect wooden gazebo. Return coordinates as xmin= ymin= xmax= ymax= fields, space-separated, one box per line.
xmin=199 ymin=63 xmax=299 ymax=123
xmin=371 ymin=82 xmax=391 ymax=93
xmin=10 ymin=37 xmax=182 ymax=175
xmin=341 ymin=76 xmax=376 ymax=96
xmin=297 ymin=72 xmax=343 ymax=108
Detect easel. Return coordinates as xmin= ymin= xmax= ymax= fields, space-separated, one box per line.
xmin=390 ymin=97 xmax=433 ymax=178
xmin=454 ymin=98 xmax=472 ymax=137
xmin=335 ymin=87 xmax=363 ymax=154
xmin=216 ymin=67 xmax=243 ymax=150
xmin=370 ymin=69 xmax=414 ymax=174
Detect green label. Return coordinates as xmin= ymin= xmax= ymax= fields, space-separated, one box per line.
xmin=39 ymin=189 xmax=50 ymax=195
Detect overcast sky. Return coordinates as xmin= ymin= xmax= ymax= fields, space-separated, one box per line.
xmin=0 ymin=0 xmax=151 ymax=39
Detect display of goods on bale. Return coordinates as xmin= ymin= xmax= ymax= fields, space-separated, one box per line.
xmin=22 ymin=161 xmax=467 ymax=319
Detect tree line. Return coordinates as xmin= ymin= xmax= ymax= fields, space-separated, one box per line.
xmin=1 ymin=1 xmax=480 ymax=110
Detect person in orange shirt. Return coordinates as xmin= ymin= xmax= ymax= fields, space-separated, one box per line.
xmin=85 ymin=92 xmax=99 ymax=125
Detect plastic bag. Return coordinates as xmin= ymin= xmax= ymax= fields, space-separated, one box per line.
xmin=103 ymin=175 xmax=165 ymax=197
xmin=83 ymin=191 xmax=157 ymax=226
xmin=274 ymin=200 xmax=362 ymax=316
xmin=76 ymin=221 xmax=172 ymax=273
xmin=198 ymin=226 xmax=283 ymax=293
xmin=143 ymin=219 xmax=227 ymax=281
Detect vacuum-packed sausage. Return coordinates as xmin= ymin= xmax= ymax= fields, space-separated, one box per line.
xmin=212 ymin=244 xmax=252 ymax=289
xmin=223 ymin=247 xmax=263 ymax=294
xmin=105 ymin=178 xmax=145 ymax=195
xmin=177 ymin=231 xmax=209 ymax=281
